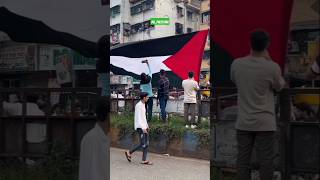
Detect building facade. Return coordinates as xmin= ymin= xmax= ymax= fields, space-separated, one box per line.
xmin=199 ymin=0 xmax=210 ymax=86
xmin=110 ymin=0 xmax=202 ymax=45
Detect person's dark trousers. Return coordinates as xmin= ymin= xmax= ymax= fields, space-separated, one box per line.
xmin=129 ymin=128 xmax=149 ymax=161
xmin=236 ymin=130 xmax=275 ymax=180
xmin=159 ymin=96 xmax=168 ymax=122
xmin=145 ymin=97 xmax=153 ymax=122
xmin=184 ymin=103 xmax=196 ymax=125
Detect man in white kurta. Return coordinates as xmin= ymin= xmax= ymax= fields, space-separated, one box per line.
xmin=79 ymin=97 xmax=109 ymax=180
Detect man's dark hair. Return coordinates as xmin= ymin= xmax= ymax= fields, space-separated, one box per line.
xmin=160 ymin=69 xmax=166 ymax=76
xmin=96 ymin=97 xmax=109 ymax=122
xmin=140 ymin=73 xmax=151 ymax=84
xmin=250 ymin=30 xmax=270 ymax=52
xmin=140 ymin=92 xmax=148 ymax=100
xmin=188 ymin=71 xmax=194 ymax=78
xmin=96 ymin=35 xmax=109 ymax=73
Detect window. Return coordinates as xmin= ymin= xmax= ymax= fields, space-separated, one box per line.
xmin=187 ymin=11 xmax=193 ymax=21
xmin=142 ymin=0 xmax=154 ymax=11
xmin=203 ymin=50 xmax=210 ymax=60
xmin=175 ymin=23 xmax=183 ymax=35
xmin=110 ymin=24 xmax=120 ymax=34
xmin=123 ymin=23 xmax=131 ymax=36
xmin=111 ymin=24 xmax=121 ymax=45
xmin=131 ymin=0 xmax=154 ymax=15
xmin=111 ymin=5 xmax=121 ymax=17
xmin=131 ymin=20 xmax=154 ymax=34
xmin=131 ymin=24 xmax=140 ymax=34
xmin=187 ymin=28 xmax=193 ymax=33
xmin=131 ymin=23 xmax=143 ymax=34
xmin=177 ymin=6 xmax=184 ymax=17
xmin=131 ymin=4 xmax=143 ymax=15
xmin=143 ymin=20 xmax=154 ymax=30
xmin=201 ymin=11 xmax=210 ymax=24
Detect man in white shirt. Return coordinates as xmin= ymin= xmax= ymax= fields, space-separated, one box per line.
xmin=125 ymin=92 xmax=153 ymax=165
xmin=231 ymin=30 xmax=285 ymax=180
xmin=79 ymin=97 xmax=109 ymax=180
xmin=182 ymin=72 xmax=200 ymax=129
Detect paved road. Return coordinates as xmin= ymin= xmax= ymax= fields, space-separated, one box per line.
xmin=110 ymin=147 xmax=210 ymax=180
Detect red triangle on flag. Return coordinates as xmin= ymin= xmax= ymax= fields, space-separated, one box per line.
xmin=163 ymin=30 xmax=209 ymax=82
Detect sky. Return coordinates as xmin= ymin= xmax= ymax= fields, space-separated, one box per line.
xmin=0 ymin=0 xmax=109 ymax=42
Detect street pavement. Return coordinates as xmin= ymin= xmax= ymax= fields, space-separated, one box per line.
xmin=110 ymin=147 xmax=210 ymax=180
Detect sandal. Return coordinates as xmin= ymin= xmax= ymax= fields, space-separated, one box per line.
xmin=140 ymin=161 xmax=153 ymax=165
xmin=125 ymin=151 xmax=131 ymax=162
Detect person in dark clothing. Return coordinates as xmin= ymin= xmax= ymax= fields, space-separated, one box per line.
xmin=96 ymin=35 xmax=109 ymax=96
xmin=157 ymin=69 xmax=170 ymax=122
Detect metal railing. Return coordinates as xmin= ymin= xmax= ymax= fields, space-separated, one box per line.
xmin=211 ymin=87 xmax=320 ymax=179
xmin=0 ymin=87 xmax=319 ymax=179
xmin=110 ymin=88 xmax=211 ymax=120
xmin=0 ymin=88 xmax=101 ymax=158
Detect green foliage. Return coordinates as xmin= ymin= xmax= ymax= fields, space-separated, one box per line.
xmin=42 ymin=142 xmax=78 ymax=179
xmin=193 ymin=128 xmax=210 ymax=146
xmin=111 ymin=113 xmax=135 ymax=137
xmin=211 ymin=167 xmax=236 ymax=180
xmin=111 ymin=113 xmax=210 ymax=146
xmin=0 ymin=142 xmax=78 ymax=180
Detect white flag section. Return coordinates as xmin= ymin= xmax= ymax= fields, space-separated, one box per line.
xmin=111 ymin=55 xmax=171 ymax=75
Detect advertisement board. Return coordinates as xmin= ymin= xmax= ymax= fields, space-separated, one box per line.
xmin=0 ymin=44 xmax=36 ymax=71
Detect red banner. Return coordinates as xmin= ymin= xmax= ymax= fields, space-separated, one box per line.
xmin=211 ymin=0 xmax=294 ymax=71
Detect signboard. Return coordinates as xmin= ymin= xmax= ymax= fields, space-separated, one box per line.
xmin=0 ymin=45 xmax=36 ymax=71
xmin=73 ymin=51 xmax=96 ymax=69
xmin=39 ymin=46 xmax=96 ymax=70
xmin=55 ymin=52 xmax=72 ymax=84
xmin=110 ymin=75 xmax=134 ymax=85
xmin=150 ymin=18 xmax=170 ymax=26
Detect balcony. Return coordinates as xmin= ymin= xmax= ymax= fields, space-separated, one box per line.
xmin=186 ymin=0 xmax=201 ymax=11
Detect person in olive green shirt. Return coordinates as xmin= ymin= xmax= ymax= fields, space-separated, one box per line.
xmin=230 ymin=30 xmax=285 ymax=180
